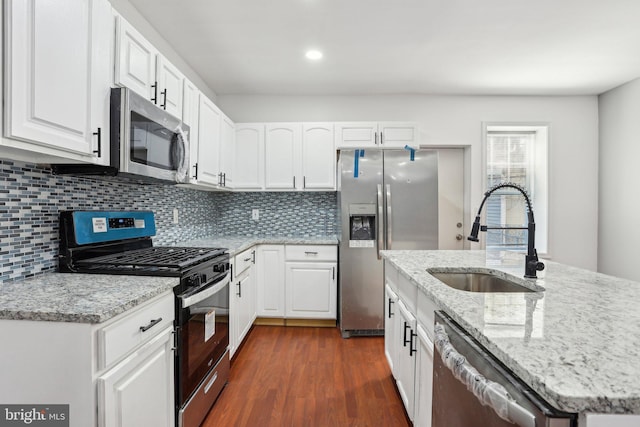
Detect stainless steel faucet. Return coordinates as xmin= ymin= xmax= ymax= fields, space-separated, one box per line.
xmin=468 ymin=182 xmax=545 ymax=278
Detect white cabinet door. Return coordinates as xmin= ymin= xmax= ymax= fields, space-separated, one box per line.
xmin=5 ymin=0 xmax=109 ymax=161
xmin=219 ymin=113 xmax=235 ymax=188
xmin=256 ymin=245 xmax=286 ymax=317
xmin=335 ymin=122 xmax=379 ymax=148
xmin=98 ymin=326 xmax=175 ymax=427
xmin=335 ymin=122 xmax=419 ymax=149
xmin=302 ymin=123 xmax=335 ymax=190
xmin=378 ymin=122 xmax=419 ymax=148
xmin=182 ymin=79 xmax=200 ymax=182
xmin=90 ymin=0 xmax=115 ymax=166
xmin=234 ymin=124 xmax=265 ymax=189
xmin=156 ymin=56 xmax=184 ymax=120
xmin=232 ymin=266 xmax=255 ymax=355
xmin=414 ymin=324 xmax=434 ymax=427
xmin=115 ymin=16 xmax=158 ymax=103
xmin=285 ymin=262 xmax=337 ymax=319
xmin=396 ymin=300 xmax=417 ymax=421
xmin=265 ymin=124 xmax=300 ymax=190
xmin=196 ymin=95 xmax=222 ymax=186
xmin=384 ymin=285 xmax=399 ymax=374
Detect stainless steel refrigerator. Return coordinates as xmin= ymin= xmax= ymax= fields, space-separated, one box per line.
xmin=338 ymin=149 xmax=438 ymax=337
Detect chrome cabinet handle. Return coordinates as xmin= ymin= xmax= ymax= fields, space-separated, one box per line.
xmin=304 ymin=251 xmax=318 ymax=255
xmin=293 ymin=176 xmax=296 ymax=188
xmin=236 ymin=280 xmax=242 ymax=298
xmin=303 ymin=176 xmax=306 ymax=189
xmin=380 ymin=131 xmax=384 ymax=145
xmin=140 ymin=318 xmax=162 ymax=332
xmin=193 ymin=163 xmax=198 ymax=180
xmin=388 ymin=299 xmax=394 ymax=318
xmin=251 ymin=250 xmax=256 ymax=264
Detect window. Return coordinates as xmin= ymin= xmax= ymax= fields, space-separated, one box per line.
xmin=484 ymin=125 xmax=548 ymax=255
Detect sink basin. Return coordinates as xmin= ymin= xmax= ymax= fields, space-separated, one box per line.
xmin=430 ymin=272 xmax=535 ymax=293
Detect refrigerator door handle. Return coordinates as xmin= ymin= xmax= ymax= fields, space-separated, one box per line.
xmin=377 ymin=184 xmax=384 ymax=260
xmin=386 ymin=184 xmax=392 ymax=250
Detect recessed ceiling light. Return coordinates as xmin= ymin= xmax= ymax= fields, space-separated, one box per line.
xmin=305 ymin=50 xmax=323 ymax=60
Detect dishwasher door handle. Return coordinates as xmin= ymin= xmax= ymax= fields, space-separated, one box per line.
xmin=434 ymin=323 xmax=537 ymax=427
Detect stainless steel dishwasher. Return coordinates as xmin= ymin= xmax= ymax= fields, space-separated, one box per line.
xmin=432 ymin=311 xmax=577 ymax=427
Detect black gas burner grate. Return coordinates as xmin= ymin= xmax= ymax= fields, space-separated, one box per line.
xmin=75 ymin=247 xmax=226 ymax=271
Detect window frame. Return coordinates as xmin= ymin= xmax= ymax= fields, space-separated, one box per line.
xmin=482 ymin=123 xmax=549 ymax=257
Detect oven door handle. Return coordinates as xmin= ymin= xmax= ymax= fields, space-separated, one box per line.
xmin=180 ymin=275 xmax=230 ymax=308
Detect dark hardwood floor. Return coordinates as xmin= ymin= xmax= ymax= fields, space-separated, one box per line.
xmin=202 ymin=325 xmax=411 ymax=427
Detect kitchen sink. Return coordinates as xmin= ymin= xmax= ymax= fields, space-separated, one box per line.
xmin=429 ymin=271 xmax=536 ymax=293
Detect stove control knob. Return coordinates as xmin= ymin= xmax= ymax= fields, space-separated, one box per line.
xmin=187 ymin=275 xmax=200 ymax=288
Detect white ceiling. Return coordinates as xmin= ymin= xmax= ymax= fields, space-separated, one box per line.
xmin=127 ymin=0 xmax=640 ymax=96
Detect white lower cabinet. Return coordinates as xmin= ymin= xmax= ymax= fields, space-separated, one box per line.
xmin=230 ymin=248 xmax=256 ymax=358
xmin=385 ymin=262 xmax=435 ymax=425
xmin=384 ymin=284 xmax=399 ymax=372
xmin=396 ymin=300 xmax=417 ymax=421
xmin=256 ymin=245 xmax=286 ymax=317
xmin=285 ymin=262 xmax=337 ymax=319
xmin=0 ymin=291 xmax=175 ymax=427
xmin=414 ymin=324 xmax=434 ymax=427
xmin=98 ymin=326 xmax=175 ymax=427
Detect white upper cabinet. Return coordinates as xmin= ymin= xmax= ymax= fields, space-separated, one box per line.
xmin=235 ymin=122 xmax=336 ymax=191
xmin=335 ymin=122 xmax=419 ymax=149
xmin=115 ymin=16 xmax=158 ymax=102
xmin=377 ymin=122 xmax=420 ymax=148
xmin=4 ymin=0 xmax=113 ymax=164
xmin=234 ymin=124 xmax=265 ymax=190
xmin=182 ymin=78 xmax=200 ymax=182
xmin=302 ymin=123 xmax=335 ymax=190
xmin=219 ymin=112 xmax=235 ymax=188
xmin=265 ymin=124 xmax=300 ymax=190
xmin=156 ymin=57 xmax=184 ymax=120
xmin=115 ymin=16 xmax=183 ymax=120
xmin=196 ymin=95 xmax=222 ymax=186
xmin=335 ymin=122 xmax=379 ymax=148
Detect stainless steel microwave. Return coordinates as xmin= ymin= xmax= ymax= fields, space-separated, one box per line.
xmin=110 ymin=87 xmax=190 ymax=183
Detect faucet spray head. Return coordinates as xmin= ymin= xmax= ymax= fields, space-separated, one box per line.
xmin=468 ymin=216 xmax=481 ymax=242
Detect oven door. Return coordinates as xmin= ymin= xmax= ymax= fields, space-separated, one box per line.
xmin=176 ymin=273 xmax=230 ymax=405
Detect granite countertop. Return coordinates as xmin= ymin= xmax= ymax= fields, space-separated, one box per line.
xmin=381 ymin=249 xmax=640 ymax=416
xmin=0 ymin=273 xmax=178 ymax=324
xmin=174 ymin=235 xmax=339 ymax=255
xmin=0 ymin=235 xmax=337 ymax=324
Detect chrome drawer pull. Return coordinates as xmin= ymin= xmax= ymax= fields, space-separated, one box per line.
xmin=139 ymin=317 xmax=162 ymax=332
xmin=304 ymin=251 xmax=318 ymax=255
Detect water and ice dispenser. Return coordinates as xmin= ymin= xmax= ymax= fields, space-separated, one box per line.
xmin=348 ymin=204 xmax=376 ymax=248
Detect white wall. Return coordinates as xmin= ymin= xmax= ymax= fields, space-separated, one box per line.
xmin=598 ymin=78 xmax=640 ymax=281
xmin=218 ymin=94 xmax=599 ymax=270
xmin=109 ymin=0 xmax=217 ymax=101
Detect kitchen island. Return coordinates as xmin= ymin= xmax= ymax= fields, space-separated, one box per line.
xmin=381 ymin=249 xmax=640 ymax=426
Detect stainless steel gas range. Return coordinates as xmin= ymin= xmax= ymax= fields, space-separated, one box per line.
xmin=59 ymin=210 xmax=230 ymax=427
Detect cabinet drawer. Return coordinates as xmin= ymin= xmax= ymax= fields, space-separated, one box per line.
xmin=285 ymin=245 xmax=337 ymax=261
xmin=98 ymin=292 xmax=175 ymax=370
xmin=235 ymin=247 xmax=255 ymax=277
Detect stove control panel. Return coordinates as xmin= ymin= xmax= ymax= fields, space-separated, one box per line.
xmin=108 ymin=217 xmax=136 ymax=229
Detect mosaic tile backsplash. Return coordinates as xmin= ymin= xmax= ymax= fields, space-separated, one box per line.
xmin=0 ymin=159 xmax=337 ymax=284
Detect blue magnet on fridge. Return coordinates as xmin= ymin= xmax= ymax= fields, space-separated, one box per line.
xmin=404 ymin=145 xmax=416 ymax=161
xmin=354 ymin=149 xmax=360 ymax=178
